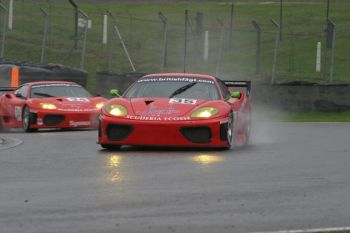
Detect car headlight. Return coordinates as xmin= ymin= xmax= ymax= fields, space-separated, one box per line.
xmin=191 ymin=107 xmax=218 ymax=118
xmin=40 ymin=103 xmax=57 ymax=110
xmin=96 ymin=102 xmax=104 ymax=110
xmin=106 ymin=104 xmax=128 ymax=117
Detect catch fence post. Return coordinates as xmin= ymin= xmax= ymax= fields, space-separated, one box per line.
xmin=106 ymin=11 xmax=115 ymax=72
xmin=329 ymin=20 xmax=336 ymax=83
xmin=252 ymin=20 xmax=261 ymax=76
xmin=78 ymin=9 xmax=89 ymax=70
xmin=107 ymin=11 xmax=136 ymax=72
xmin=183 ymin=10 xmax=188 ymax=73
xmin=0 ymin=3 xmax=8 ymax=60
xmin=68 ymin=0 xmax=79 ymax=50
xmin=216 ymin=18 xmax=225 ymax=77
xmin=229 ymin=2 xmax=234 ymax=49
xmin=40 ymin=8 xmax=49 ymax=64
xmin=158 ymin=12 xmax=168 ymax=72
xmin=270 ymin=18 xmax=280 ymax=85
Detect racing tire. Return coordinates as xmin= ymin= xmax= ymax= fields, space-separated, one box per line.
xmin=224 ymin=113 xmax=234 ymax=150
xmin=100 ymin=144 xmax=121 ymax=150
xmin=22 ymin=106 xmax=37 ymax=132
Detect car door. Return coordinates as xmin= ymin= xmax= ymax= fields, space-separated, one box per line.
xmin=2 ymin=84 xmax=29 ymax=122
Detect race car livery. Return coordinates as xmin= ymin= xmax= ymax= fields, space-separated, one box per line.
xmin=0 ymin=81 xmax=106 ymax=131
xmin=98 ymin=73 xmax=251 ymax=150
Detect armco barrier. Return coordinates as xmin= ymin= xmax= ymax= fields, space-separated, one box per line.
xmin=0 ymin=63 xmax=88 ymax=88
xmin=252 ymin=81 xmax=350 ymax=112
xmin=95 ymin=72 xmax=145 ymax=97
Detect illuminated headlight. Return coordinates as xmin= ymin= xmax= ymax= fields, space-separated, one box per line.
xmin=40 ymin=103 xmax=57 ymax=110
xmin=191 ymin=107 xmax=218 ymax=118
xmin=96 ymin=102 xmax=104 ymax=110
xmin=106 ymin=104 xmax=128 ymax=117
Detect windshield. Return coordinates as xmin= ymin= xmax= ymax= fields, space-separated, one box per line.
xmin=124 ymin=78 xmax=220 ymax=100
xmin=30 ymin=84 xmax=92 ymax=98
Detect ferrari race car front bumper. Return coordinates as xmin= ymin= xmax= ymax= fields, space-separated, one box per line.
xmin=29 ymin=110 xmax=100 ymax=129
xmin=98 ymin=115 xmax=232 ymax=147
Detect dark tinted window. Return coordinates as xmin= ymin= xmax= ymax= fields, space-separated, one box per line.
xmin=30 ymin=84 xmax=92 ymax=98
xmin=125 ymin=79 xmax=220 ymax=100
xmin=217 ymin=79 xmax=230 ymax=100
xmin=14 ymin=85 xmax=28 ymax=98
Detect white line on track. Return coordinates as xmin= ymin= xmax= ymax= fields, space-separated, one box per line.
xmin=249 ymin=226 xmax=350 ymax=233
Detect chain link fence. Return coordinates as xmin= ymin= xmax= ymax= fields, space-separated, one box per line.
xmin=1 ymin=0 xmax=349 ymax=89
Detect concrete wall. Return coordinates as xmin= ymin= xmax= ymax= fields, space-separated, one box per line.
xmin=0 ymin=63 xmax=88 ymax=88
xmin=252 ymin=82 xmax=350 ymax=112
xmin=95 ymin=72 xmax=145 ymax=97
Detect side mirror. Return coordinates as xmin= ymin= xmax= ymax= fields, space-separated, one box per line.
xmin=110 ymin=89 xmax=121 ymax=98
xmin=15 ymin=93 xmax=23 ymax=98
xmin=230 ymin=91 xmax=241 ymax=99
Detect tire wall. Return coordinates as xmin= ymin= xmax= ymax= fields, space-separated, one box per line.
xmin=0 ymin=64 xmax=88 ymax=88
xmin=252 ymin=83 xmax=350 ymax=112
xmin=95 ymin=72 xmax=145 ymax=97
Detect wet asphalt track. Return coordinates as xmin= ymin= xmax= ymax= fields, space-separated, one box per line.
xmin=0 ymin=122 xmax=350 ymax=233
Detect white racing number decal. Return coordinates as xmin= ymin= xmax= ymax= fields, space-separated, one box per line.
xmin=137 ymin=77 xmax=214 ymax=84
xmin=69 ymin=121 xmax=91 ymax=127
xmin=66 ymin=97 xmax=90 ymax=102
xmin=169 ymin=98 xmax=197 ymax=105
xmin=14 ymin=106 xmax=22 ymax=121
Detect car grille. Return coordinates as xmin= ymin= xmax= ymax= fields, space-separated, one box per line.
xmin=106 ymin=124 xmax=133 ymax=141
xmin=180 ymin=126 xmax=211 ymax=143
xmin=43 ymin=114 xmax=65 ymax=126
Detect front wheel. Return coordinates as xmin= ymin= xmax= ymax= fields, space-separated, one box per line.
xmin=224 ymin=113 xmax=234 ymax=149
xmin=22 ymin=106 xmax=37 ymax=132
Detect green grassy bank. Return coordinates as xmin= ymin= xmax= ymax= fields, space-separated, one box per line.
xmin=4 ymin=0 xmax=350 ymax=91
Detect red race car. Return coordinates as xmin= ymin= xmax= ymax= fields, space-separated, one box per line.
xmin=0 ymin=81 xmax=106 ymax=132
xmin=98 ymin=73 xmax=251 ymax=150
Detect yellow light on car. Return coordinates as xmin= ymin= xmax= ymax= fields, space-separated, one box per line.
xmin=191 ymin=107 xmax=218 ymax=118
xmin=96 ymin=102 xmax=104 ymax=110
xmin=107 ymin=104 xmax=128 ymax=117
xmin=40 ymin=103 xmax=57 ymax=110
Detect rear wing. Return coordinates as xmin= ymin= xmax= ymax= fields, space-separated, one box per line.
xmin=223 ymin=80 xmax=251 ymax=97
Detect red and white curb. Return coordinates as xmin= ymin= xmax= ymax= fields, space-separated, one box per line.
xmin=249 ymin=227 xmax=350 ymax=233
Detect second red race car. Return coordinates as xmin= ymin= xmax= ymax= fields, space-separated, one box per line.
xmin=98 ymin=73 xmax=251 ymax=150
xmin=0 ymin=81 xmax=106 ymax=132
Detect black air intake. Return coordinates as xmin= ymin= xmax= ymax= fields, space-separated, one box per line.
xmin=180 ymin=126 xmax=211 ymax=143
xmin=43 ymin=114 xmax=65 ymax=126
xmin=106 ymin=124 xmax=133 ymax=141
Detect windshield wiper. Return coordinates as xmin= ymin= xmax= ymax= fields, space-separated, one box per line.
xmin=33 ymin=92 xmax=55 ymax=97
xmin=169 ymin=82 xmax=197 ymax=98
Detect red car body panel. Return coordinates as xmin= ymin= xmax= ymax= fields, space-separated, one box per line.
xmin=0 ymin=81 xmax=106 ymax=130
xmin=98 ymin=73 xmax=252 ymax=149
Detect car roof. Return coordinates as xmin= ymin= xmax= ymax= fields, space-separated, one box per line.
xmin=142 ymin=73 xmax=217 ymax=81
xmin=27 ymin=81 xmax=79 ymax=86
